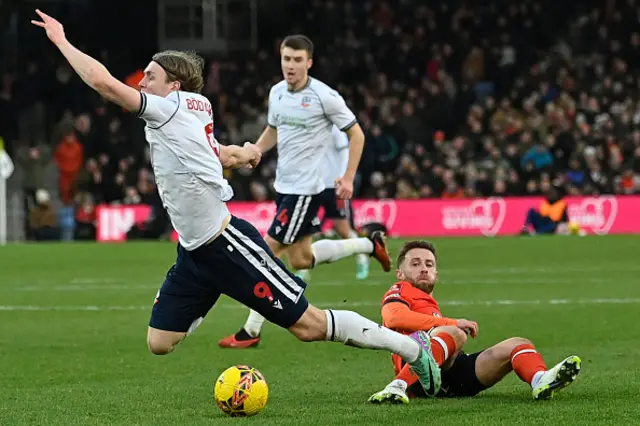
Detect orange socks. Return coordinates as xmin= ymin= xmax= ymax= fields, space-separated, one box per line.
xmin=510 ymin=344 xmax=547 ymax=384
xmin=394 ymin=332 xmax=458 ymax=388
xmin=395 ymin=362 xmax=419 ymax=387
xmin=430 ymin=332 xmax=457 ymax=365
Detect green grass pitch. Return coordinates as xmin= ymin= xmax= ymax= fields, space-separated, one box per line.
xmin=1 ymin=235 xmax=640 ymax=425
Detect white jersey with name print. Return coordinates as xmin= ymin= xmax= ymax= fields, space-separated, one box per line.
xmin=137 ymin=90 xmax=234 ymax=250
xmin=268 ymin=77 xmax=357 ymax=195
xmin=323 ymin=126 xmax=350 ymax=189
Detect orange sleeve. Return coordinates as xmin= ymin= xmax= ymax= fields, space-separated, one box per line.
xmin=382 ymin=302 xmax=457 ymax=333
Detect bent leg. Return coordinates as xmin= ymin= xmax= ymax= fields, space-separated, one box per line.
xmin=332 ymin=218 xmax=352 ymax=240
xmin=333 ymin=218 xmax=370 ymax=280
xmin=428 ymin=326 xmax=468 ymax=369
xmin=147 ymin=246 xmax=221 ymax=355
xmin=287 ymin=235 xmax=316 ymax=270
xmin=475 ymin=337 xmax=544 ymax=388
xmin=369 ymin=326 xmax=467 ymax=403
xmin=474 ymin=336 xmax=581 ymax=399
xmin=147 ymin=328 xmax=187 ymax=355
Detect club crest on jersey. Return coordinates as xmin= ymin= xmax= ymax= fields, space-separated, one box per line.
xmin=301 ymin=96 xmax=312 ymax=108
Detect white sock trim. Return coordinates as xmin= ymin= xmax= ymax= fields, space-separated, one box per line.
xmin=511 ymin=348 xmax=537 ymax=363
xmin=325 ymin=309 xmax=336 ymax=341
xmin=243 ymin=309 xmax=266 ymax=338
xmin=431 ymin=336 xmax=449 ymax=360
xmin=186 ymin=317 xmax=204 ymax=336
xmin=389 ymin=379 xmax=408 ymax=391
xmin=531 ymin=370 xmax=545 ymax=389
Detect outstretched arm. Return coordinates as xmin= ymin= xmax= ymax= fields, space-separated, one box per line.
xmin=31 ymin=9 xmax=141 ymax=113
xmin=219 ymin=142 xmax=262 ymax=169
xmin=381 ymin=302 xmax=457 ymax=333
xmin=381 ymin=303 xmax=479 ymax=338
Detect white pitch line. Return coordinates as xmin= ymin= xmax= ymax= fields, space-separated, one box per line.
xmin=8 ymin=277 xmax=620 ymax=292
xmin=1 ymin=298 xmax=640 ymax=312
xmin=69 ymin=278 xmax=122 ymax=284
xmin=15 ymin=285 xmax=158 ymax=292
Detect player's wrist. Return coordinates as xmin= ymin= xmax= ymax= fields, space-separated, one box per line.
xmin=55 ymin=38 xmax=72 ymax=49
xmin=254 ymin=142 xmax=266 ymax=154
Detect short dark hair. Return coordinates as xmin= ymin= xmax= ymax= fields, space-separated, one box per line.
xmin=397 ymin=240 xmax=437 ymax=267
xmin=281 ymin=35 xmax=314 ymax=58
xmin=152 ymin=50 xmax=205 ymax=93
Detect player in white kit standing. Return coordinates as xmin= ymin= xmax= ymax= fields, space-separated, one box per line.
xmin=219 ymin=35 xmax=387 ymax=348
xmin=295 ymin=125 xmax=370 ymax=282
xmin=32 ymin=10 xmax=443 ymax=397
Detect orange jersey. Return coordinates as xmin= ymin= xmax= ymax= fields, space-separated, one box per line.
xmin=382 ymin=281 xmax=457 ymax=376
xmin=381 ymin=281 xmax=456 ymax=335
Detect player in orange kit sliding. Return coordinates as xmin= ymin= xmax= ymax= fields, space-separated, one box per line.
xmin=368 ymin=240 xmax=582 ymax=403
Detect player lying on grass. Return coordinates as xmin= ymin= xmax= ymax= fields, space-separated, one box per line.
xmin=31 ymin=9 xmax=441 ymax=398
xmin=368 ymin=240 xmax=582 ymax=403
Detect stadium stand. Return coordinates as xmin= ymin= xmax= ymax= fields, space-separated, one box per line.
xmin=1 ymin=0 xmax=639 ymax=241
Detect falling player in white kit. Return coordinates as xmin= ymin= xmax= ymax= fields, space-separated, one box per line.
xmin=32 ymin=9 xmax=443 ymax=397
xmin=295 ymin=125 xmax=370 ymax=282
xmin=219 ymin=35 xmax=389 ymax=349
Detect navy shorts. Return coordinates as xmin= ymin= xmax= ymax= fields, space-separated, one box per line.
xmin=150 ymin=216 xmax=309 ymax=333
xmin=406 ymin=351 xmax=488 ymax=398
xmin=318 ymin=188 xmax=354 ymax=226
xmin=267 ymin=193 xmax=322 ymax=245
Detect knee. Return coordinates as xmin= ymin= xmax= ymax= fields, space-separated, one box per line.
xmin=486 ymin=337 xmax=533 ymax=362
xmin=290 ymin=251 xmax=314 ymax=270
xmin=449 ymin=327 xmax=468 ymax=348
xmin=147 ymin=330 xmax=178 ymax=355
xmin=506 ymin=337 xmax=533 ymax=348
xmin=264 ymin=235 xmax=285 ymax=258
xmin=147 ymin=338 xmax=174 ymax=355
xmin=432 ymin=326 xmax=467 ymax=349
xmin=333 ymin=221 xmax=350 ymax=239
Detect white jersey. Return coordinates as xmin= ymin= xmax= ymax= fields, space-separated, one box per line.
xmin=323 ymin=126 xmax=350 ymax=189
xmin=268 ymin=77 xmax=357 ymax=195
xmin=137 ymin=90 xmax=233 ymax=250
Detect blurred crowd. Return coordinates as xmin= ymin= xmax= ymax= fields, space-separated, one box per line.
xmin=1 ymin=0 xmax=640 ymax=241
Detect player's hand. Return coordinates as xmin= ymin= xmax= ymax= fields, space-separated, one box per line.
xmin=335 ymin=176 xmax=354 ymax=199
xmin=31 ymin=9 xmax=67 ymax=46
xmin=243 ymin=142 xmax=262 ymax=168
xmin=456 ymin=319 xmax=479 ymax=338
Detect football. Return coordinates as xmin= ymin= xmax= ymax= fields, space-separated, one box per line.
xmin=214 ymin=365 xmax=269 ymax=417
xmin=568 ymin=221 xmax=587 ymax=236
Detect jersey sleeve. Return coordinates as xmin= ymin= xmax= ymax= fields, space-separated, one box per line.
xmin=322 ymin=89 xmax=357 ymax=132
xmin=136 ymin=92 xmax=179 ymax=127
xmin=332 ymin=126 xmax=350 ymax=150
xmin=381 ymin=303 xmax=457 ymax=333
xmin=381 ymin=283 xmax=410 ymax=308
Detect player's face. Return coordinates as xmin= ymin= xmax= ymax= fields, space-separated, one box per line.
xmin=397 ymin=248 xmax=438 ymax=293
xmin=280 ymin=47 xmax=312 ymax=87
xmin=139 ymin=61 xmax=179 ymax=97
